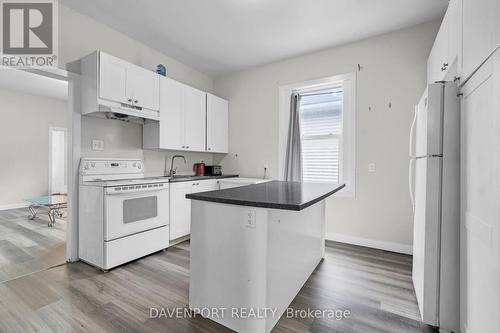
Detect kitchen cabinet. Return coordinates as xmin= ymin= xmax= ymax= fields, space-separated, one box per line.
xmin=184 ymin=86 xmax=207 ymax=151
xmin=169 ymin=179 xmax=218 ymax=241
xmin=206 ymin=93 xmax=229 ymax=153
xmin=462 ymin=0 xmax=500 ymax=78
xmin=169 ymin=181 xmax=192 ymax=240
xmin=427 ymin=0 xmax=461 ymax=83
xmin=460 ymin=50 xmax=500 ymax=333
xmin=98 ymin=52 xmax=159 ymax=111
xmin=126 ymin=64 xmax=160 ymax=111
xmin=99 ymin=52 xmax=128 ymax=105
xmin=143 ymin=76 xmax=207 ymax=152
xmin=81 ymin=51 xmax=160 ymax=120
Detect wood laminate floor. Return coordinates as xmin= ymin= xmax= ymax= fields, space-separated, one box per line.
xmin=0 ymin=240 xmax=437 ymax=333
xmin=0 ymin=208 xmax=66 ymax=283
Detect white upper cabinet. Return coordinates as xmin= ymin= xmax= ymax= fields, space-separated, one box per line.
xmin=99 ymin=52 xmax=129 ymax=104
xmin=184 ymin=86 xmax=207 ymax=151
xmin=206 ymin=93 xmax=229 ymax=153
xmin=143 ymin=76 xmax=212 ymax=152
xmin=81 ymin=51 xmax=160 ymax=121
xmin=462 ymin=0 xmax=500 ymax=78
xmin=427 ymin=0 xmax=461 ymax=83
xmin=158 ymin=77 xmax=185 ymax=150
xmin=127 ymin=64 xmax=160 ymax=111
xmin=99 ymin=52 xmax=159 ymax=111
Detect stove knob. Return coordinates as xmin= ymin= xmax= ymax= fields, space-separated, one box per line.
xmin=84 ymin=163 xmax=89 ymax=170
xmin=137 ymin=163 xmax=142 ymax=169
xmin=91 ymin=162 xmax=96 ymax=168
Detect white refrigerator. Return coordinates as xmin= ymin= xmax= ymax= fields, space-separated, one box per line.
xmin=409 ymin=81 xmax=460 ymax=332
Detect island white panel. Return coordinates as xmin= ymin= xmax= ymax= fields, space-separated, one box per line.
xmin=189 ymin=200 xmax=325 ymax=333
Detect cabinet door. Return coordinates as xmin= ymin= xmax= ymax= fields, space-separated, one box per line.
xmin=461 ymin=53 xmax=500 ymax=333
xmin=427 ymin=18 xmax=449 ymax=83
xmin=127 ymin=64 xmax=160 ymax=111
xmin=447 ymin=0 xmax=460 ymax=70
xmin=183 ymin=86 xmax=206 ymax=151
xmin=206 ymin=94 xmax=229 ymax=153
xmin=462 ymin=0 xmax=500 ymax=78
xmin=193 ymin=179 xmax=218 ymax=193
xmin=159 ymin=77 xmax=185 ymax=150
xmin=99 ymin=52 xmax=129 ymax=104
xmin=169 ymin=182 xmax=193 ymax=240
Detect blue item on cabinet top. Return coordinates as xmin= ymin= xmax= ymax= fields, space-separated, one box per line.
xmin=156 ymin=64 xmax=166 ymax=76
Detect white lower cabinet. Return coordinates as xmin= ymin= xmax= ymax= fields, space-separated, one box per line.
xmin=169 ymin=179 xmax=218 ymax=241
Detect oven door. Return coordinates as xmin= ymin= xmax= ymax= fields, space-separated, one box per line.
xmin=104 ymin=184 xmax=169 ymax=241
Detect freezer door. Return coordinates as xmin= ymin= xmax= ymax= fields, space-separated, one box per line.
xmin=412 ymin=156 xmax=442 ymax=326
xmin=415 ymin=84 xmax=444 ymax=157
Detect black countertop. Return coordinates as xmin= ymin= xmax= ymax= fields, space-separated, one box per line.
xmin=186 ymin=180 xmax=345 ymax=211
xmin=168 ymin=174 xmax=238 ymax=183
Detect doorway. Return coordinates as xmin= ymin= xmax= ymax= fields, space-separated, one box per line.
xmin=0 ymin=68 xmax=79 ymax=282
xmin=49 ymin=127 xmax=68 ymax=194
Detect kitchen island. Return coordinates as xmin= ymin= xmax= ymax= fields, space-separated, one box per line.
xmin=186 ymin=181 xmax=345 ymax=333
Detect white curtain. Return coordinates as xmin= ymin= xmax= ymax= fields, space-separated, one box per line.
xmin=284 ymin=93 xmax=303 ymax=182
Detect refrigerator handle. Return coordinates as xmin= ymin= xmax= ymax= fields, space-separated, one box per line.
xmin=409 ymin=159 xmax=416 ymax=212
xmin=409 ymin=106 xmax=418 ymax=158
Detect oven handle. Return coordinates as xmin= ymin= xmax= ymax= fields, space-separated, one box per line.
xmin=104 ymin=186 xmax=169 ymax=195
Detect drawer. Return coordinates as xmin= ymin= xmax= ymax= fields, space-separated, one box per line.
xmin=104 ymin=225 xmax=169 ymax=269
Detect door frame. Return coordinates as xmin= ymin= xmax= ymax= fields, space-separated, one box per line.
xmin=48 ymin=126 xmax=68 ymax=194
xmin=24 ymin=67 xmax=81 ymax=262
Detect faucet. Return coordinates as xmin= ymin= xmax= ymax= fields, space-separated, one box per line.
xmin=166 ymin=155 xmax=186 ymax=177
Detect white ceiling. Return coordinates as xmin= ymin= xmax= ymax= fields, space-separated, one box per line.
xmin=60 ymin=0 xmax=447 ymax=76
xmin=0 ymin=69 xmax=68 ymax=100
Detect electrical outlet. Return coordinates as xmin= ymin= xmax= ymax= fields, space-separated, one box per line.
xmin=368 ymin=163 xmax=376 ymax=173
xmin=245 ymin=210 xmax=256 ymax=228
xmin=92 ymin=140 xmax=104 ymax=151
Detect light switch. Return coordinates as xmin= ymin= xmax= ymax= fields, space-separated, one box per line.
xmin=92 ymin=139 xmax=104 ymax=151
xmin=245 ymin=210 xmax=256 ymax=228
xmin=368 ymin=163 xmax=376 ymax=173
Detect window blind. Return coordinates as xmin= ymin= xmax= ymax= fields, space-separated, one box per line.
xmin=299 ymin=88 xmax=343 ymax=183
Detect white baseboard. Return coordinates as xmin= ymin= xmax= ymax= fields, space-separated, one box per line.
xmin=0 ymin=202 xmax=30 ymax=211
xmin=326 ymin=232 xmax=413 ymax=255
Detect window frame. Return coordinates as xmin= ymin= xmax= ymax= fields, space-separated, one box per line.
xmin=278 ymin=73 xmax=356 ymax=197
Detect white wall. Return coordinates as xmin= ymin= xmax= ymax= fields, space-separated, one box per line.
xmin=58 ymin=4 xmax=216 ymax=172
xmin=213 ymin=21 xmax=440 ymax=252
xmin=81 ymin=116 xmax=213 ymax=176
xmin=58 ymin=5 xmax=213 ymax=92
xmin=0 ymin=89 xmax=67 ymax=207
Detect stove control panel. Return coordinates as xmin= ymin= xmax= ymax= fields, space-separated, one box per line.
xmin=80 ymin=158 xmax=143 ymax=176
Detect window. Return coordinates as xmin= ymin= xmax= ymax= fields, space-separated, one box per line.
xmin=298 ymin=88 xmax=342 ymax=183
xmin=279 ymin=73 xmax=356 ymax=197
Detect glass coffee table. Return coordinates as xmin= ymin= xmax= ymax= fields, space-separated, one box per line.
xmin=25 ymin=194 xmax=68 ymax=227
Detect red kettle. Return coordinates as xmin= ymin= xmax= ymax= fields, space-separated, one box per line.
xmin=193 ymin=162 xmax=205 ymax=176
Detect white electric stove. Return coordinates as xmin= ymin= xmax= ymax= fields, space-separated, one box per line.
xmin=79 ymin=158 xmax=170 ymax=271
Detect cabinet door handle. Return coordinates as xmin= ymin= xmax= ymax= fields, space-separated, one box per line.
xmin=207 ymin=147 xmax=211 ymax=151
xmin=186 ymin=146 xmax=190 ymax=149
xmin=128 ymin=98 xmax=133 ymax=102
xmin=134 ymin=100 xmax=139 ymax=104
